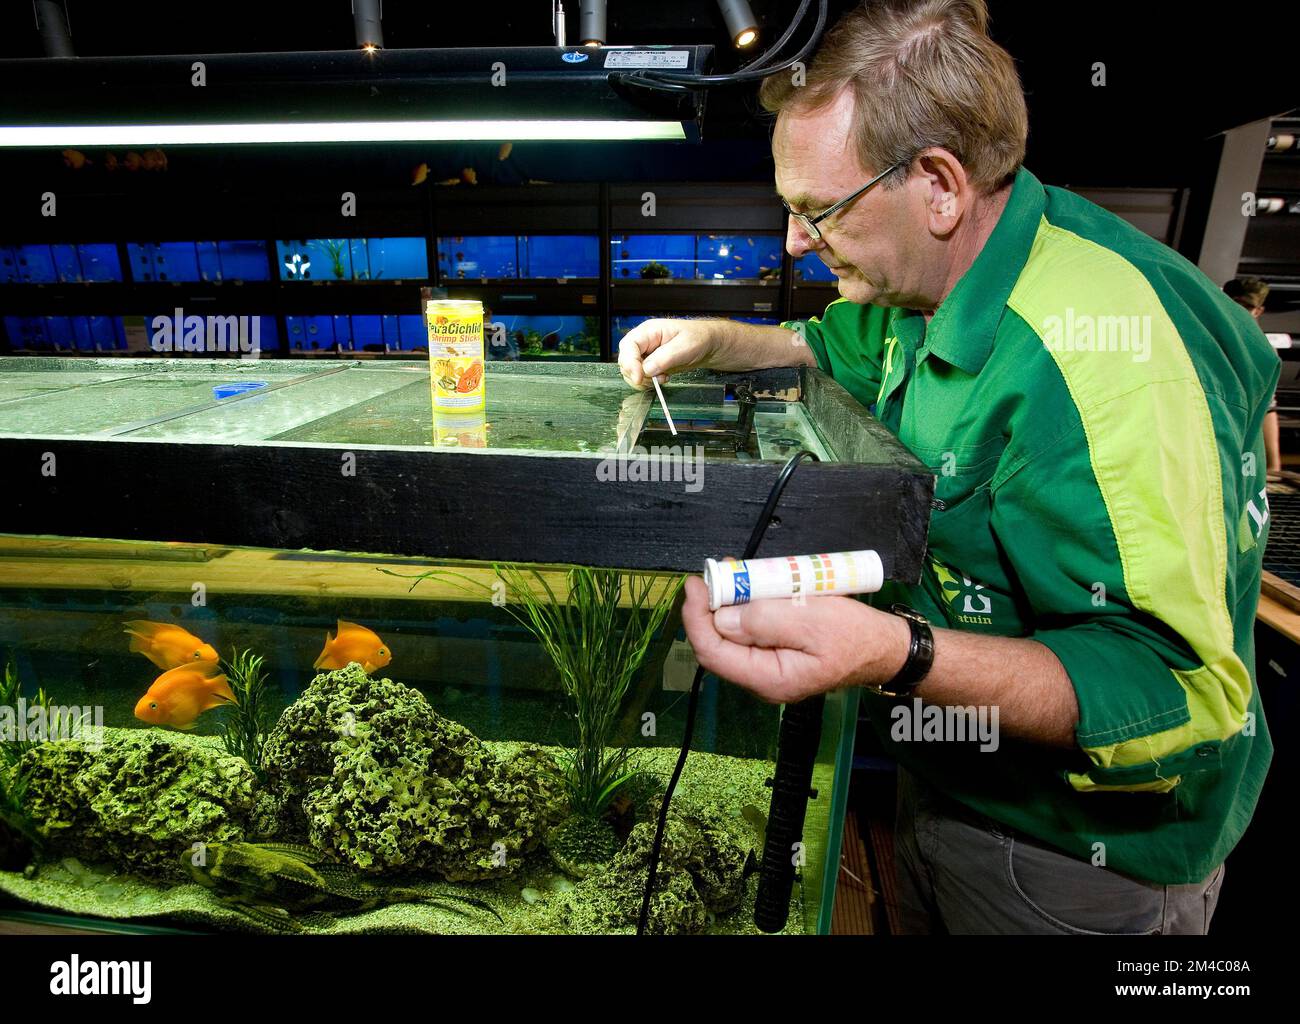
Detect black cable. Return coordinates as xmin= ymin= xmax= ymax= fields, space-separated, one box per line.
xmin=636 ymin=449 xmax=820 ymax=935
xmin=734 ymin=0 xmax=812 ymax=75
xmin=613 ymin=0 xmax=827 ymax=93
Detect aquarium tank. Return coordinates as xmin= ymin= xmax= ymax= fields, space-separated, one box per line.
xmin=0 ymin=357 xmax=933 ymax=936
xmin=437 ymin=236 xmax=598 ymax=281
xmin=611 ymin=234 xmax=784 ymax=281
xmin=491 ymin=315 xmax=600 ymax=359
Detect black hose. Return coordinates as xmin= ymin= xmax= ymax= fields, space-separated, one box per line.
xmin=636 ymin=449 xmax=819 ymax=935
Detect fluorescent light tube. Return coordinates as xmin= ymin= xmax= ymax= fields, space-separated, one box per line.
xmin=0 ymin=118 xmax=687 ymax=146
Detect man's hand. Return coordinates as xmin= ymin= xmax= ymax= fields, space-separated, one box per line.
xmin=679 ymin=576 xmax=910 ymax=703
xmin=618 ymin=317 xmax=818 ymax=390
xmin=618 ymin=318 xmax=718 ymax=390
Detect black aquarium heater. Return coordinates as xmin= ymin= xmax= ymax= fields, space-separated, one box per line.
xmin=753 ymin=694 xmax=825 ymax=932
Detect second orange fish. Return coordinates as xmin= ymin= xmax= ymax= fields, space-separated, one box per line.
xmin=124 ymin=620 xmax=219 ymax=671
xmin=313 ymin=620 xmax=391 ymax=675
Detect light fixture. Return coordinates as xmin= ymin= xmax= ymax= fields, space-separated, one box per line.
xmin=34 ymin=0 xmax=74 ymax=58
xmin=580 ymin=0 xmax=607 ymax=46
xmin=352 ymin=0 xmax=383 ymax=51
xmin=0 ymin=120 xmax=687 ymax=145
xmin=0 ymin=46 xmax=711 ymax=146
xmin=716 ymin=0 xmax=759 ymax=48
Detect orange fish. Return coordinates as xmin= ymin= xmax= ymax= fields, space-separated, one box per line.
xmin=124 ymin=620 xmax=219 ymax=671
xmin=134 ymin=663 xmax=236 ymax=730
xmin=411 ymin=162 xmax=429 ymax=186
xmin=313 ymin=620 xmax=391 ymax=674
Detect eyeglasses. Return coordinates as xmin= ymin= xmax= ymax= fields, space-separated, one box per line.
xmin=780 ymin=161 xmax=904 ymax=242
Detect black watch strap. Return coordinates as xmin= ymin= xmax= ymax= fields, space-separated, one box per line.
xmin=876 ymin=604 xmax=934 ymax=698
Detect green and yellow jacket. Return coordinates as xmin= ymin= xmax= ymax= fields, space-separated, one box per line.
xmin=788 ymin=167 xmax=1279 ymax=884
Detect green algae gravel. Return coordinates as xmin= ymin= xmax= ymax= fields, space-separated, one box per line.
xmin=0 ymin=731 xmax=804 ymax=935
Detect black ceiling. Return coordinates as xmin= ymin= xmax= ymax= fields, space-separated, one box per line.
xmin=0 ymin=1 xmax=1296 ymax=187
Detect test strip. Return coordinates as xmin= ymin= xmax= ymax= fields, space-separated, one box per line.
xmin=704 ymin=550 xmax=884 ymax=611
xmin=652 ymin=375 xmax=677 ymax=436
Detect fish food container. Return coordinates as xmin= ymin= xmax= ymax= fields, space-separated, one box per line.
xmin=426 ymin=299 xmax=485 ymax=414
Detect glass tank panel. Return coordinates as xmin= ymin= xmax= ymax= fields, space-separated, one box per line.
xmin=437 ymin=236 xmax=518 ymax=281
xmin=794 ymin=252 xmax=837 ymax=283
xmin=355 ymin=237 xmax=429 ymax=281
xmin=611 ymin=234 xmax=695 ymax=280
xmin=215 ymin=240 xmax=271 ymax=282
xmin=9 ymin=244 xmax=59 ymax=284
xmin=0 ymin=359 xmax=832 ymax=461
xmin=276 ymin=239 xmax=354 ymax=282
xmin=490 ymin=314 xmax=600 ymax=359
xmin=519 ymin=235 xmax=600 ymax=279
xmin=611 ymin=235 xmax=783 ymax=282
xmin=695 ymin=234 xmax=784 ymax=281
xmin=77 ymin=244 xmax=125 ymax=283
xmin=0 ymin=535 xmax=848 ymax=935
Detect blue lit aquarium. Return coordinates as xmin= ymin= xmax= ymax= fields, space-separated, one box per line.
xmin=437 ymin=236 xmax=598 ymax=281
xmin=277 ymin=238 xmax=427 ymax=282
xmin=611 ymin=234 xmax=783 ymax=281
xmin=4 ymin=316 xmax=127 ymax=353
xmin=0 ymin=358 xmax=934 ymax=936
xmin=128 ymin=241 xmax=271 ymax=283
xmin=490 ymin=314 xmax=600 ymax=359
xmin=794 ymin=252 xmax=837 ymax=283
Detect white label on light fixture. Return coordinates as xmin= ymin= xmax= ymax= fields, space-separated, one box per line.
xmin=603 ymin=51 xmax=690 ymax=69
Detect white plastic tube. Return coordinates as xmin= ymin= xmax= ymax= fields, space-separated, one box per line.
xmin=704 ymin=550 xmax=884 ymax=611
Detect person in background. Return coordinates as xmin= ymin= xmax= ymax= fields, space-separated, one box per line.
xmin=619 ymin=0 xmax=1277 ymax=935
xmin=1225 ymin=277 xmax=1281 ymax=473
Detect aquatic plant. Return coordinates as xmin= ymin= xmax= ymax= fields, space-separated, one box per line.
xmin=1 ymin=657 xmax=85 ymax=766
xmin=219 ymin=648 xmax=273 ymax=777
xmin=382 ymin=564 xmax=685 ymax=820
xmin=321 ymin=238 xmax=348 ymax=279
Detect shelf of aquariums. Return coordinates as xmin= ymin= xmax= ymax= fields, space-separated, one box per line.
xmin=0 ymin=280 xmax=431 ymax=317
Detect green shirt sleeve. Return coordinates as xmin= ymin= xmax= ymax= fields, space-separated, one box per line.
xmin=781 ymin=300 xmax=891 ymax=411
xmin=990 ymin=426 xmax=1241 ymax=792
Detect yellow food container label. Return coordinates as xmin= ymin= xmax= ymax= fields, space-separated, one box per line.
xmin=426 ymin=299 xmax=485 ymax=414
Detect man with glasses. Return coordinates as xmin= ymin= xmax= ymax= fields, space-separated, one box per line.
xmin=619 ymin=0 xmax=1277 ymax=935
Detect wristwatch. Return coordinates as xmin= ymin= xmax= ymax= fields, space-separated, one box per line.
xmin=875 ymin=604 xmax=935 ymax=698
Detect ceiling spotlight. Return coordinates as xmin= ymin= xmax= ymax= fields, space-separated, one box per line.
xmin=352 ymin=0 xmax=384 ymax=51
xmin=716 ymin=0 xmax=759 ymax=48
xmin=580 ymin=0 xmax=607 ymax=47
